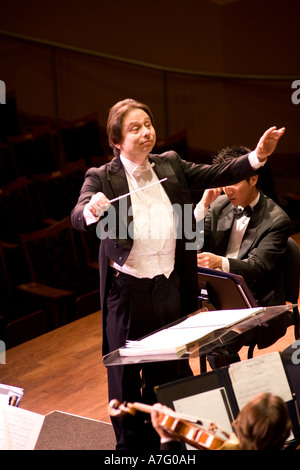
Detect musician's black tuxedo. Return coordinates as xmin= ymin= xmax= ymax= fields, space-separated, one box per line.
xmin=71 ymin=150 xmax=258 ymax=355
xmin=203 ymin=192 xmax=291 ymax=306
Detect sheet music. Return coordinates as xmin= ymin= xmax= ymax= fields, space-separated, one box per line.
xmin=0 ymin=405 xmax=44 ymax=450
xmin=228 ymin=351 xmax=293 ymax=410
xmin=170 ymin=307 xmax=262 ymax=329
xmin=120 ymin=307 xmax=263 ymax=356
xmin=174 ymin=388 xmax=233 ymax=436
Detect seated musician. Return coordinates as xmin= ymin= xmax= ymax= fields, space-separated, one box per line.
xmin=194 ymin=145 xmax=291 ymax=368
xmin=151 ymin=393 xmax=292 ymax=450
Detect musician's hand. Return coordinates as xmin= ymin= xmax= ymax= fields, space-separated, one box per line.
xmin=220 ymin=433 xmax=240 ymax=450
xmin=200 ymin=188 xmax=223 ymax=208
xmin=197 ymin=252 xmax=223 ymax=270
xmin=151 ymin=404 xmax=176 ymax=441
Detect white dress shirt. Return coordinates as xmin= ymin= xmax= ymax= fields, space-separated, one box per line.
xmin=222 ymin=192 xmax=260 ymax=272
xmin=84 ymin=155 xmax=176 ymax=279
xmin=109 ymin=156 xmax=175 ymax=279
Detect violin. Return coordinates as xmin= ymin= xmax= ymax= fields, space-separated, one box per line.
xmin=108 ymin=399 xmax=239 ymax=450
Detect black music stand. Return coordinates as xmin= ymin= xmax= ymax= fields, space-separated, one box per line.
xmin=197 ymin=267 xmax=295 ymax=371
xmin=197 ymin=267 xmax=258 ymax=310
xmin=197 ymin=267 xmax=259 ymax=372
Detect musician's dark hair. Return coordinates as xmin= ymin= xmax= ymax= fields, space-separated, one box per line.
xmin=213 ymin=144 xmax=260 ymax=184
xmin=213 ymin=144 xmax=251 ymax=163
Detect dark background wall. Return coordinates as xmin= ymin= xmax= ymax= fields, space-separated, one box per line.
xmin=1 ymin=0 xmax=300 ymax=154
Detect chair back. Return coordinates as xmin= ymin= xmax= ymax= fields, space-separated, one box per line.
xmin=19 ymin=217 xmax=80 ymax=289
xmin=284 ymin=237 xmax=300 ymax=304
xmin=0 ymin=176 xmax=44 ymax=243
xmin=32 ymin=159 xmax=87 ymax=220
xmin=0 ymin=240 xmax=10 ymax=301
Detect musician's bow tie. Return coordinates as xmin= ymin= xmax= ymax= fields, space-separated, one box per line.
xmin=132 ymin=161 xmax=155 ymax=177
xmin=233 ymin=205 xmax=253 ymax=219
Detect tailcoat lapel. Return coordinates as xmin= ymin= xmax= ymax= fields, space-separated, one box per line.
xmin=105 ymin=157 xmax=132 ymax=238
xmin=215 ymin=204 xmax=235 ymax=254
xmin=106 ymin=156 xmax=129 ymax=199
xmin=149 ymin=155 xmax=186 ymax=206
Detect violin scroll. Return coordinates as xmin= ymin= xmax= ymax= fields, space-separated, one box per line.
xmin=108 ymin=399 xmax=137 ymax=417
xmin=108 ymin=399 xmax=123 ymax=417
xmin=108 ymin=399 xmax=153 ymax=417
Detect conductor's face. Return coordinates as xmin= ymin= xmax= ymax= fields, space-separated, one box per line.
xmin=115 ymin=108 xmax=156 ymax=164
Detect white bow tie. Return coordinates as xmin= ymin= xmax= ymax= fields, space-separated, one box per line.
xmin=132 ymin=161 xmax=155 ymax=177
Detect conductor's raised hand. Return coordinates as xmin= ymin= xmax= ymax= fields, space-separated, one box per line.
xmin=255 ymin=126 xmax=285 ymax=162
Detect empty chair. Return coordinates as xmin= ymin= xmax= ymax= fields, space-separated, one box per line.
xmin=32 ymin=159 xmax=87 ymax=222
xmin=0 ymin=239 xmax=47 ymax=349
xmin=0 ymin=176 xmax=45 ymax=244
xmin=153 ymin=130 xmax=189 ymax=161
xmin=0 ymin=239 xmax=10 ymax=310
xmin=8 ymin=124 xmax=60 ymax=176
xmin=0 ymin=90 xmax=21 ymax=144
xmin=58 ymin=112 xmax=108 ymax=165
xmin=18 ymin=217 xmax=100 ymax=329
xmin=0 ymin=143 xmax=17 ymax=185
xmin=4 ymin=309 xmax=48 ymax=349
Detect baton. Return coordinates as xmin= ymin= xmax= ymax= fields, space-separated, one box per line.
xmin=109 ymin=178 xmax=167 ymax=203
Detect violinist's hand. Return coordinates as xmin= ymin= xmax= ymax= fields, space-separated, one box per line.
xmin=86 ymin=192 xmax=110 ymax=218
xmin=255 ymin=126 xmax=285 ymax=162
xmin=220 ymin=433 xmax=240 ymax=450
xmin=151 ymin=404 xmax=176 ymax=441
xmin=197 ymin=252 xmax=223 ymax=270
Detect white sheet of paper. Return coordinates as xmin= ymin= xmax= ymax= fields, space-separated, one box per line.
xmin=170 ymin=307 xmax=262 ymax=330
xmin=120 ymin=307 xmax=263 ymax=356
xmin=228 ymin=351 xmax=293 ymax=410
xmin=0 ymin=405 xmax=44 ymax=450
xmin=174 ymin=388 xmax=233 ymax=436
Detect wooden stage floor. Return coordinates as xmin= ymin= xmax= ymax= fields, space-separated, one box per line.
xmin=0 ymin=309 xmax=297 ymax=424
